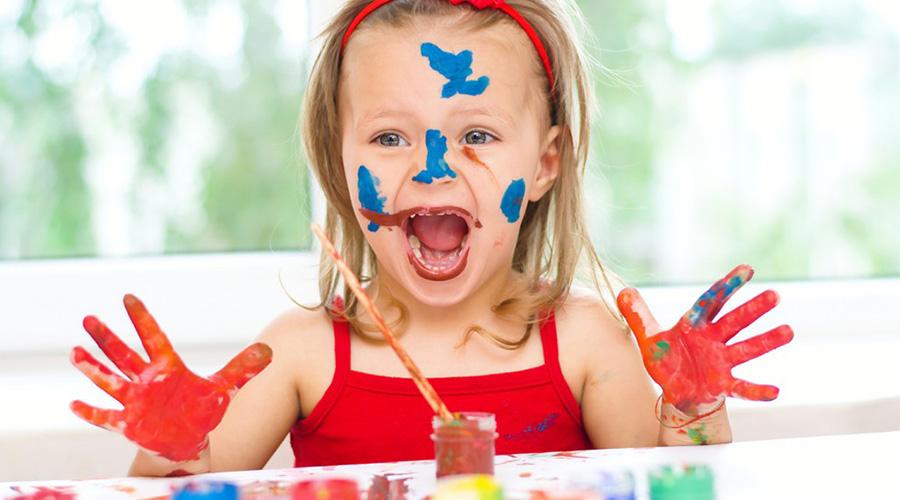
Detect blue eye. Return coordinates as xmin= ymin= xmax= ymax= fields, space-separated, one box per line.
xmin=464 ymin=130 xmax=495 ymax=145
xmin=376 ymin=132 xmax=409 ymax=147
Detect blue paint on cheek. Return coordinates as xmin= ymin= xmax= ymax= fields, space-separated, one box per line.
xmin=411 ymin=129 xmax=457 ymax=184
xmin=357 ymin=165 xmax=387 ymax=232
xmin=420 ymin=42 xmax=490 ymax=98
xmin=500 ymin=179 xmax=526 ymax=223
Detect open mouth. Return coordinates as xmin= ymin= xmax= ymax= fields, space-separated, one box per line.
xmin=400 ymin=206 xmax=473 ymax=281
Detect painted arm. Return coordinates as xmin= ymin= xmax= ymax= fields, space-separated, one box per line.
xmin=616 ymin=265 xmax=794 ymax=445
xmin=70 ymin=294 xmax=272 ymax=472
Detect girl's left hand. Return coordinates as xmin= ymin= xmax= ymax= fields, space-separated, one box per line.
xmin=616 ymin=265 xmax=793 ymax=415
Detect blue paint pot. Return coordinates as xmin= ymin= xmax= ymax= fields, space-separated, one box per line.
xmin=172 ymin=481 xmax=239 ymax=500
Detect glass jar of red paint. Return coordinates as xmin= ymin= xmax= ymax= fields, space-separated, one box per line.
xmin=431 ymin=412 xmax=497 ymax=478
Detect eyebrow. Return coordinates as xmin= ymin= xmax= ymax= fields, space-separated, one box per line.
xmin=452 ymin=106 xmax=515 ymax=128
xmin=358 ymin=106 xmax=515 ymax=128
xmin=359 ymin=108 xmax=416 ymax=124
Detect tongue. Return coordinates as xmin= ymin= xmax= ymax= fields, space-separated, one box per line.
xmin=411 ymin=214 xmax=467 ymax=251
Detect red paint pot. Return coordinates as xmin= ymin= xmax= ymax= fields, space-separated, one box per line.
xmin=291 ymin=478 xmax=360 ymax=500
xmin=432 ymin=412 xmax=497 ymax=478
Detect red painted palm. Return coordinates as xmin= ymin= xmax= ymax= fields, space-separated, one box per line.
xmin=70 ymin=294 xmax=272 ymax=462
xmin=617 ymin=265 xmax=794 ymax=414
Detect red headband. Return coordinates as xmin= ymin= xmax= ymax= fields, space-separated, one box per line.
xmin=340 ymin=0 xmax=555 ymax=90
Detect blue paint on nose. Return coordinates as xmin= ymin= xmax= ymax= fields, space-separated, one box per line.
xmin=412 ymin=129 xmax=458 ymax=184
xmin=357 ymin=165 xmax=387 ymax=232
xmin=500 ymin=179 xmax=526 ymax=223
xmin=420 ymin=42 xmax=490 ymax=98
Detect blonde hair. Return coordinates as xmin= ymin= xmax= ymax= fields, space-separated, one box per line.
xmin=301 ymin=0 xmax=621 ymax=347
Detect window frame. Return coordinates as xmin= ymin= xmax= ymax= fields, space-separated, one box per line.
xmin=1 ymin=250 xmax=897 ymax=354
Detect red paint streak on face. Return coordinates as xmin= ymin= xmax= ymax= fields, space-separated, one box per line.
xmin=462 ymin=146 xmax=500 ymax=188
xmin=617 ymin=265 xmax=794 ymax=413
xmin=70 ymin=294 xmax=273 ymax=462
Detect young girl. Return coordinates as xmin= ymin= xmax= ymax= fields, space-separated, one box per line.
xmin=70 ymin=0 xmax=793 ymax=476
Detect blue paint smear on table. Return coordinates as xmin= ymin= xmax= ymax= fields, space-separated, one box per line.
xmin=500 ymin=178 xmax=526 ymax=223
xmin=358 ymin=165 xmax=388 ymax=232
xmin=412 ymin=129 xmax=458 ymax=184
xmin=420 ymin=42 xmax=490 ymax=98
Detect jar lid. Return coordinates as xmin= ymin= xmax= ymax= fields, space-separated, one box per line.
xmin=433 ymin=412 xmax=496 ymax=432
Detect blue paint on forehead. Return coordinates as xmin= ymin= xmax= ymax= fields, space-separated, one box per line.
xmin=357 ymin=165 xmax=388 ymax=232
xmin=500 ymin=179 xmax=526 ymax=223
xmin=420 ymin=42 xmax=490 ymax=98
xmin=411 ymin=129 xmax=458 ymax=184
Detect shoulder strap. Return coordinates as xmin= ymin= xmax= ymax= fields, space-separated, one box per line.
xmin=539 ymin=310 xmax=584 ymax=425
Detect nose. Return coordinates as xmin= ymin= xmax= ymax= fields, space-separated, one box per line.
xmin=410 ymin=129 xmax=458 ymax=185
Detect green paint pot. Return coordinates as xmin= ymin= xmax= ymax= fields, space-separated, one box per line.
xmin=648 ymin=464 xmax=715 ymax=500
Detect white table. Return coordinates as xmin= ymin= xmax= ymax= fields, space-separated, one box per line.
xmin=1 ymin=431 xmax=896 ymax=499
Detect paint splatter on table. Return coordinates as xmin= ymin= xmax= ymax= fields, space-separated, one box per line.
xmin=2 ymin=431 xmax=897 ymax=499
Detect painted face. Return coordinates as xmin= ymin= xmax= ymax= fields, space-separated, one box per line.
xmin=339 ymin=21 xmax=558 ymax=307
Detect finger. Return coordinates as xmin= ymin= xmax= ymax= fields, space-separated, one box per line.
xmin=727 ymin=325 xmax=794 ymax=366
xmin=616 ymin=288 xmax=661 ymax=350
xmin=210 ymin=343 xmax=273 ymax=392
xmin=70 ymin=347 xmax=131 ymax=403
xmin=82 ymin=315 xmax=148 ymax=379
xmin=714 ymin=290 xmax=780 ymax=343
xmin=728 ymin=378 xmax=780 ymax=401
xmin=122 ymin=294 xmax=176 ymax=362
xmin=684 ymin=264 xmax=753 ymax=326
xmin=70 ymin=400 xmax=125 ymax=432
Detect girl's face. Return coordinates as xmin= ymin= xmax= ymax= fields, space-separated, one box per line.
xmin=339 ymin=19 xmax=560 ymax=307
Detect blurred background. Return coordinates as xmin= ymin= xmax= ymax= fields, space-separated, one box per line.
xmin=1 ymin=0 xmax=897 ymax=282
xmin=0 ymin=0 xmax=898 ymax=482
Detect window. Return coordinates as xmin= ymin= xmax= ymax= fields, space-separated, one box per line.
xmin=0 ymin=0 xmax=313 ymax=260
xmin=579 ymin=0 xmax=900 ymax=283
xmin=0 ymin=1 xmax=897 ymax=357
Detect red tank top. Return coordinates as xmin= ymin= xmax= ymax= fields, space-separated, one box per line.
xmin=290 ymin=312 xmax=592 ymax=467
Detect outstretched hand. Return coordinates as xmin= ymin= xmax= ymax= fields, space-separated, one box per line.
xmin=70 ymin=294 xmax=272 ymax=462
xmin=617 ymin=265 xmax=793 ymax=414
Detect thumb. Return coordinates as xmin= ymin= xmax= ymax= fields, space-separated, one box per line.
xmin=616 ymin=288 xmax=661 ymax=350
xmin=211 ymin=342 xmax=273 ymax=392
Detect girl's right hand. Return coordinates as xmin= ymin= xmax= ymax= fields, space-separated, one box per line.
xmin=70 ymin=294 xmax=273 ymax=464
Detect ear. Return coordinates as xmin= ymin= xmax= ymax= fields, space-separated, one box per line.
xmin=527 ymin=125 xmax=562 ymax=202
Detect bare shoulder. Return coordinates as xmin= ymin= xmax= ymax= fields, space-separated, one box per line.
xmin=555 ymin=287 xmax=630 ymax=360
xmin=553 ymin=287 xmax=633 ymax=403
xmin=555 ymin=287 xmax=658 ymax=448
xmin=254 ymin=305 xmax=336 ymax=411
xmin=255 ymin=304 xmax=334 ymax=361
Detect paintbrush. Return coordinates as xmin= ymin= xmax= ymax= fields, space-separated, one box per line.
xmin=311 ymin=223 xmax=455 ymax=422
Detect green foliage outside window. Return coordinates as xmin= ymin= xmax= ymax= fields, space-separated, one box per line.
xmin=1 ymin=0 xmax=897 ymax=284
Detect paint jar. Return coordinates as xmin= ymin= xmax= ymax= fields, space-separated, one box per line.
xmin=597 ymin=470 xmax=636 ymax=500
xmin=648 ymin=464 xmax=715 ymax=500
xmin=172 ymin=481 xmax=239 ymax=500
xmin=433 ymin=474 xmax=503 ymax=500
xmin=432 ymin=412 xmax=497 ymax=478
xmin=291 ymin=478 xmax=360 ymax=500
